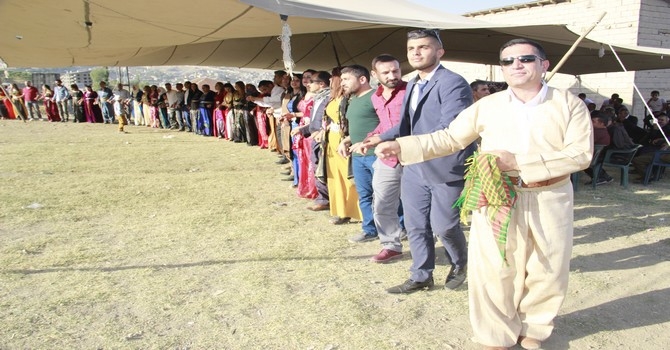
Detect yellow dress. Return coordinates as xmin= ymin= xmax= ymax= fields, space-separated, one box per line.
xmin=324 ymin=97 xmax=361 ymax=220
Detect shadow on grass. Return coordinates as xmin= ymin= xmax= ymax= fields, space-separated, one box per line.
xmin=571 ymin=238 xmax=670 ymax=273
xmin=1 ymin=254 xmax=376 ymax=275
xmin=545 ymin=288 xmax=670 ymax=349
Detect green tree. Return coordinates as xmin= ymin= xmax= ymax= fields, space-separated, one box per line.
xmin=90 ymin=67 xmax=110 ymax=88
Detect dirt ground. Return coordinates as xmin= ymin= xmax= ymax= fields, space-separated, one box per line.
xmin=0 ymin=120 xmax=668 ymax=350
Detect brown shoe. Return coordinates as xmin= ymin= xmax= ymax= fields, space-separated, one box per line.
xmin=518 ymin=336 xmax=541 ymax=350
xmin=307 ymin=203 xmax=329 ymax=211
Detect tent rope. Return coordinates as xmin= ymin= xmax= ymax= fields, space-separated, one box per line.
xmin=608 ymin=44 xmax=670 ymax=146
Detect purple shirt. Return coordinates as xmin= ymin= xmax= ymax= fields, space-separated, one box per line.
xmin=369 ymin=81 xmax=407 ymax=167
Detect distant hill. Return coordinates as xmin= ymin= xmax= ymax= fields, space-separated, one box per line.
xmin=4 ymin=66 xmax=278 ymax=86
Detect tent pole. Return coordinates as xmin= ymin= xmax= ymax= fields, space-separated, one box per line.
xmin=328 ymin=33 xmax=342 ymax=68
xmin=545 ymin=12 xmax=606 ymax=82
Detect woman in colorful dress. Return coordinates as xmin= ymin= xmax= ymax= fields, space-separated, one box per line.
xmin=141 ymin=86 xmax=152 ymax=127
xmin=41 ymin=85 xmax=61 ymax=122
xmin=9 ymin=84 xmax=27 ymax=122
xmin=232 ymin=81 xmax=248 ymax=143
xmin=324 ymin=74 xmax=361 ymax=224
xmin=0 ymin=85 xmax=17 ymax=119
xmin=70 ymin=84 xmax=86 ymax=123
xmin=280 ymin=74 xmax=306 ymax=186
xmin=212 ymin=82 xmax=227 ymax=138
xmin=149 ymin=85 xmax=160 ymax=128
xmin=293 ymin=77 xmax=320 ymax=199
xmin=83 ymin=85 xmax=103 ymax=123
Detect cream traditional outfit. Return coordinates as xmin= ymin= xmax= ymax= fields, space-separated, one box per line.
xmin=396 ymin=84 xmax=593 ymax=347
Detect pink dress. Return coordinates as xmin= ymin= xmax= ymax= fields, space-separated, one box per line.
xmin=295 ymin=98 xmax=316 ymax=199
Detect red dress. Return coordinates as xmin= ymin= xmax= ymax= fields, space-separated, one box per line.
xmin=0 ymin=89 xmax=16 ymax=119
xmin=43 ymin=92 xmax=61 ymax=122
xmin=255 ymin=105 xmax=269 ymax=149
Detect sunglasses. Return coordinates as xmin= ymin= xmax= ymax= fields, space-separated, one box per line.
xmin=499 ymin=55 xmax=544 ymax=66
xmin=407 ymin=28 xmax=443 ymax=47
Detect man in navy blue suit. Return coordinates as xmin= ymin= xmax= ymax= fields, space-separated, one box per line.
xmin=363 ymin=29 xmax=475 ymax=293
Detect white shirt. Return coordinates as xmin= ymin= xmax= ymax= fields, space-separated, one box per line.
xmin=504 ymin=82 xmax=549 ymax=154
xmin=410 ymin=64 xmax=440 ymax=112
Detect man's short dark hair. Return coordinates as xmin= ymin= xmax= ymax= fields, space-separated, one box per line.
xmin=371 ymin=54 xmax=399 ymax=71
xmin=578 ymin=93 xmax=586 ymax=98
xmin=652 ymin=90 xmax=660 ymax=95
xmin=341 ymin=64 xmax=370 ymax=82
xmin=499 ymin=38 xmax=547 ymax=60
xmin=407 ymin=29 xmax=443 ymax=48
xmin=470 ymin=80 xmax=487 ymax=91
xmin=258 ymin=80 xmax=274 ymax=89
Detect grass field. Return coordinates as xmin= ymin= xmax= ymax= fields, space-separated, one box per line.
xmin=1 ymin=119 xmax=668 ymax=349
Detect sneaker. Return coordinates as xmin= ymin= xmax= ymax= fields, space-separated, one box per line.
xmin=348 ymin=232 xmax=378 ymax=243
xmin=386 ymin=277 xmax=434 ymax=294
xmin=370 ymin=249 xmax=403 ymax=263
xmin=595 ymin=178 xmax=614 ymax=186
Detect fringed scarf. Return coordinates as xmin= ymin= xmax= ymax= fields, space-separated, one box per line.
xmin=453 ymin=152 xmax=517 ymax=263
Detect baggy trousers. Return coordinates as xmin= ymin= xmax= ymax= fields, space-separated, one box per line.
xmin=469 ymin=179 xmax=573 ymax=348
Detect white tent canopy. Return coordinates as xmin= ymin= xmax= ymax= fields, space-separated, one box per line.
xmin=1 ymin=0 xmax=669 ymax=75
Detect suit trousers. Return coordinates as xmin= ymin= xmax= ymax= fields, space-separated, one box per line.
xmin=469 ymin=179 xmax=573 ymax=348
xmin=401 ymin=167 xmax=467 ymax=282
xmin=372 ymin=159 xmax=403 ymax=252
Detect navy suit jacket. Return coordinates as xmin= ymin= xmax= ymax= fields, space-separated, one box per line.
xmin=381 ymin=65 xmax=475 ymax=184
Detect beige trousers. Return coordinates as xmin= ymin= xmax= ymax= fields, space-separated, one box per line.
xmin=469 ymin=179 xmax=573 ymax=348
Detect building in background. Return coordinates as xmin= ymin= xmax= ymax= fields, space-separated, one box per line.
xmin=60 ymin=70 xmax=93 ymax=87
xmin=444 ymin=0 xmax=669 ymax=120
xmin=31 ymin=73 xmax=60 ymax=89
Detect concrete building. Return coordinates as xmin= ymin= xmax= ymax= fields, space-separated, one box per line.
xmin=31 ymin=73 xmax=60 ymax=89
xmin=60 ymin=70 xmax=93 ymax=88
xmin=443 ymin=0 xmax=669 ymax=120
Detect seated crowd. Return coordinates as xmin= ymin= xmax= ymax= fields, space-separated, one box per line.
xmin=580 ymin=91 xmax=670 ymax=185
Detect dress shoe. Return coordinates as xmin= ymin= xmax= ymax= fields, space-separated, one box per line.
xmin=307 ymin=203 xmax=329 ymax=211
xmin=518 ymin=336 xmax=541 ymax=350
xmin=275 ymin=158 xmax=289 ymax=165
xmin=444 ymin=265 xmax=467 ymax=290
xmin=280 ymin=170 xmax=292 ymax=176
xmin=329 ymin=216 xmax=350 ymax=225
xmin=370 ymin=249 xmax=403 ymax=263
xmin=281 ymin=176 xmax=294 ymax=181
xmin=386 ymin=277 xmax=434 ymax=294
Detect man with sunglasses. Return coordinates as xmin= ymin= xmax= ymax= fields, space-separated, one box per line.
xmin=375 ymin=38 xmax=593 ymax=350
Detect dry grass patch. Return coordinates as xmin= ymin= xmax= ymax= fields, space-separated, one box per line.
xmin=1 ymin=120 xmax=668 ymax=349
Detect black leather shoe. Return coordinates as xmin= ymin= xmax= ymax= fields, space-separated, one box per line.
xmin=275 ymin=158 xmax=289 ymax=165
xmin=280 ymin=171 xmax=291 ymax=176
xmin=386 ymin=277 xmax=434 ymax=294
xmin=281 ymin=176 xmax=294 ymax=181
xmin=444 ymin=265 xmax=467 ymax=290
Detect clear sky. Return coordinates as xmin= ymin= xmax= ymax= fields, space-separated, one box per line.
xmin=409 ymin=0 xmax=527 ymax=15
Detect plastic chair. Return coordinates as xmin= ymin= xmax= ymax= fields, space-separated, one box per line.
xmin=571 ymin=144 xmax=606 ymax=192
xmin=596 ymin=144 xmax=642 ymax=189
xmin=643 ymin=150 xmax=670 ymax=185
